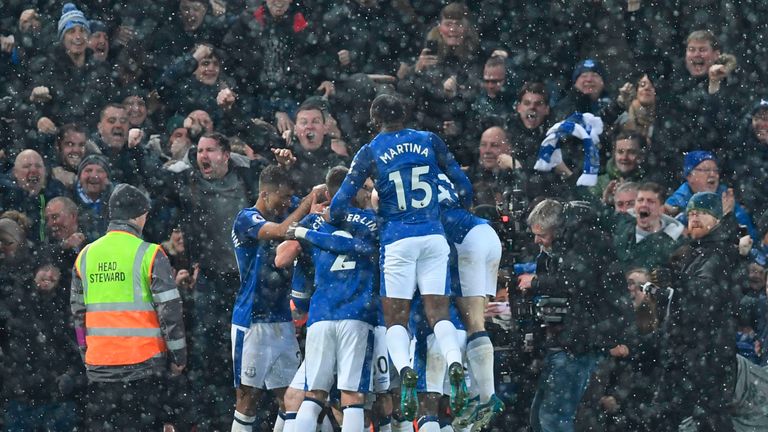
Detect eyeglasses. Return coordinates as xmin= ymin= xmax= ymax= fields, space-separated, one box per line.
xmin=484 ymin=79 xmax=504 ymax=84
xmin=691 ymin=167 xmax=719 ymax=174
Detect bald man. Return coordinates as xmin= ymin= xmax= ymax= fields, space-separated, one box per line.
xmin=1 ymin=150 xmax=66 ymax=242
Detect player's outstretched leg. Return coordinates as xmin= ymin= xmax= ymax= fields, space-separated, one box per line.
xmin=399 ymin=366 xmax=419 ymax=421
xmin=448 ymin=362 xmax=469 ymax=415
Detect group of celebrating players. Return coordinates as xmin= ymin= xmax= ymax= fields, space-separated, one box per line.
xmin=228 ymin=94 xmax=505 ymax=432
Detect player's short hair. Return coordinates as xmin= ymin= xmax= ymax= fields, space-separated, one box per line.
xmin=259 ymin=165 xmax=293 ymax=190
xmin=325 ymin=165 xmax=349 ymax=196
xmin=370 ymin=94 xmax=406 ymax=127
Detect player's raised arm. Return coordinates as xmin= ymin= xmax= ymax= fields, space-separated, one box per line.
xmin=330 ymin=147 xmax=373 ymax=224
xmin=432 ymin=132 xmax=473 ymax=208
xmin=288 ymin=224 xmax=376 ymax=257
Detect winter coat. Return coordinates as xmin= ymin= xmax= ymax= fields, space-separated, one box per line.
xmin=726 ymin=119 xmax=768 ymax=219
xmin=530 ymin=201 xmax=628 ymax=355
xmin=591 ymin=157 xmax=647 ymax=200
xmin=0 ymin=278 xmax=85 ymax=405
xmin=612 ymin=210 xmax=686 ymax=271
xmin=0 ymin=174 xmax=67 ymax=243
xmin=86 ymin=132 xmax=147 ymax=188
xmin=27 ymin=46 xmax=114 ymax=128
xmin=653 ymin=215 xmax=742 ymax=431
xmin=155 ymin=157 xmax=264 ymax=273
xmin=286 ymin=138 xmax=346 ymax=197
xmin=222 ymin=4 xmax=314 ymax=116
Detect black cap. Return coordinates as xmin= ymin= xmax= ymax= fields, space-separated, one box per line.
xmin=109 ymin=184 xmax=150 ymax=220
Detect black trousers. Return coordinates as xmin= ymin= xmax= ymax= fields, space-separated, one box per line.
xmin=86 ymin=377 xmax=166 ymax=431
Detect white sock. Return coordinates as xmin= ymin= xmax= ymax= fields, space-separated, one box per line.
xmin=379 ymin=416 xmax=393 ymax=432
xmin=466 ymin=332 xmax=495 ymax=403
xmin=273 ymin=411 xmax=285 ymax=432
xmin=392 ymin=419 xmax=414 ymax=432
xmin=417 ymin=416 xmax=441 ymax=432
xmin=432 ymin=320 xmax=463 ymax=366
xmin=232 ymin=410 xmax=256 ymax=432
xmin=386 ymin=325 xmax=412 ymax=373
xmin=295 ymin=399 xmax=324 ymax=432
xmin=283 ymin=412 xmax=296 ymax=432
xmin=341 ymin=405 xmax=365 ymax=432
xmin=319 ymin=411 xmax=334 ymax=432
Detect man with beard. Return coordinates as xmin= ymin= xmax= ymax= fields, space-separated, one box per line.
xmin=0 ymin=149 xmax=66 ymax=243
xmin=649 ymin=191 xmax=742 ymax=431
xmin=51 ymin=123 xmax=87 ymax=190
xmin=72 ymin=154 xmax=112 ymax=242
xmin=86 ymin=103 xmax=146 ymax=187
xmin=665 ymin=151 xmax=756 ymax=239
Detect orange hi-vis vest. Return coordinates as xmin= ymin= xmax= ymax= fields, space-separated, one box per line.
xmin=75 ymin=231 xmax=167 ymax=366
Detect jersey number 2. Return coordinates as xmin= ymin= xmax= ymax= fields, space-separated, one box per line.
xmin=388 ymin=165 xmax=432 ymax=210
xmin=330 ymin=230 xmax=357 ymax=271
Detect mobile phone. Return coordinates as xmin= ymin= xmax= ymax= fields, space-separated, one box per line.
xmin=425 ymin=40 xmax=439 ymax=55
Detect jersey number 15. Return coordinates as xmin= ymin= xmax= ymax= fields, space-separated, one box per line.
xmin=388 ymin=165 xmax=433 ymax=211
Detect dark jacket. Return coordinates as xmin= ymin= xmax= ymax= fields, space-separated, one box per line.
xmin=156 ymin=157 xmax=265 ymax=273
xmin=286 ymin=138 xmax=346 ymax=197
xmin=530 ymin=201 xmax=627 ymax=355
xmin=1 ymin=277 xmax=85 ymax=405
xmin=87 ymin=132 xmax=147 ymax=188
xmin=612 ymin=211 xmax=686 ymax=272
xmin=727 ymin=119 xmax=768 ymax=219
xmin=652 ymin=215 xmax=742 ymax=431
xmin=0 ymin=174 xmax=67 ymax=243
xmin=27 ymin=46 xmax=114 ymax=127
xmin=222 ymin=4 xmax=314 ymax=117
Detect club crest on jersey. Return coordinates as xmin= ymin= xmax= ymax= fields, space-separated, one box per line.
xmin=378 ymin=142 xmax=429 ymax=164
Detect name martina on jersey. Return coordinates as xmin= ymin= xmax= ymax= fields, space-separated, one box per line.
xmin=378 ymin=142 xmax=429 ymax=164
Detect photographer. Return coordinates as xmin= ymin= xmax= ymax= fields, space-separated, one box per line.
xmin=518 ymin=199 xmax=626 ymax=432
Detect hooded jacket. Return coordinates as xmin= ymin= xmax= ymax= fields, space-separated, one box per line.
xmin=613 ymin=210 xmax=685 ymax=271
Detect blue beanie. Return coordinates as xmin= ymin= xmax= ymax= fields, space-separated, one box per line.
xmin=572 ymin=58 xmax=605 ymax=83
xmin=683 ymin=150 xmax=717 ymax=178
xmin=58 ymin=3 xmax=90 ymax=41
xmin=687 ymin=192 xmax=723 ymax=220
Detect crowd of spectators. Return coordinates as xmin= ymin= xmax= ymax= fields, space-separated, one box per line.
xmin=1 ymin=0 xmax=768 ymax=431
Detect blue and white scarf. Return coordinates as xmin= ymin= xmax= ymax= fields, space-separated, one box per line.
xmin=534 ymin=112 xmax=604 ymax=186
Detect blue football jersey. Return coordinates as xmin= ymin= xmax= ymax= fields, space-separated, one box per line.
xmin=436 ymin=173 xmax=489 ymax=244
xmin=231 ymin=207 xmax=293 ymax=327
xmin=330 ymin=129 xmax=472 ymax=245
xmin=292 ymin=208 xmax=380 ymax=326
